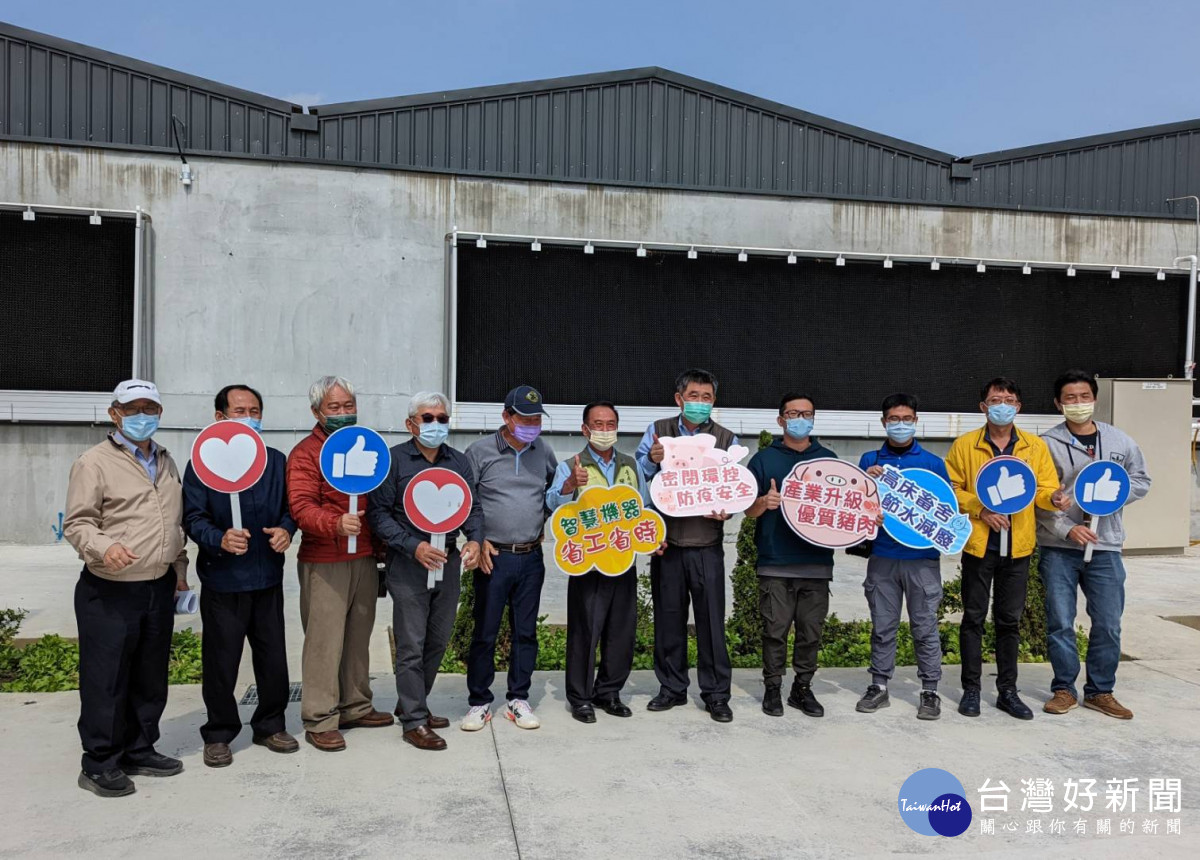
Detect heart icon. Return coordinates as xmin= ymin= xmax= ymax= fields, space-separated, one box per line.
xmin=411 ymin=481 xmax=465 ymax=527
xmin=199 ymin=434 xmax=258 ymax=482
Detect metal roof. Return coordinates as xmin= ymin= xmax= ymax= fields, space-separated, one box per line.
xmin=3 ymin=20 xmax=1198 ymax=218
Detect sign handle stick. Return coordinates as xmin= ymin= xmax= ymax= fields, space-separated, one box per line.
xmin=431 ymin=533 xmax=446 ymax=584
xmin=999 ymin=527 xmax=1009 ymax=557
xmin=347 ymin=494 xmax=359 ymax=555
xmin=230 ymin=492 xmax=243 ymax=532
xmin=1084 ymin=515 xmax=1098 ymax=565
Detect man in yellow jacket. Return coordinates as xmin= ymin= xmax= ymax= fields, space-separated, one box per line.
xmin=945 ymin=377 xmax=1067 ymax=721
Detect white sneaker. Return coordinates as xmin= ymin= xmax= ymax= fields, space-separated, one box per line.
xmin=505 ymin=699 xmax=540 ymax=730
xmin=460 ymin=704 xmax=491 ymax=732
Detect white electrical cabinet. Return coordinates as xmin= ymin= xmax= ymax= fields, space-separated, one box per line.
xmin=1094 ymin=378 xmax=1193 ymax=554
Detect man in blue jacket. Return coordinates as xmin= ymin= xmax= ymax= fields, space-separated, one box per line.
xmin=744 ymin=393 xmax=835 ymax=719
xmin=856 ymin=393 xmax=947 ymax=721
xmin=183 ymin=385 xmax=299 ymax=767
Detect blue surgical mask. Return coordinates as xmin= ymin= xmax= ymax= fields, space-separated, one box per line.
xmin=885 ymin=422 xmax=916 ymax=444
xmin=121 ymin=413 xmax=159 ymax=442
xmin=785 ymin=417 xmax=814 ymax=440
xmin=417 ymin=422 xmax=449 ymax=448
xmin=987 ymin=403 xmax=1018 ymax=426
xmin=228 ymin=416 xmax=263 ymax=434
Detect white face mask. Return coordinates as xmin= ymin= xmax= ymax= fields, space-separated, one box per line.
xmin=1062 ymin=403 xmax=1095 ymax=424
xmin=587 ymin=430 xmax=618 ymax=451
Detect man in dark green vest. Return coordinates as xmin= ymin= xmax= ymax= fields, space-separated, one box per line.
xmin=635 ymin=369 xmax=739 ymax=722
xmin=546 ymin=402 xmax=648 ymax=723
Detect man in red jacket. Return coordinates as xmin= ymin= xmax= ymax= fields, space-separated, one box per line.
xmin=287 ymin=375 xmax=393 ymax=751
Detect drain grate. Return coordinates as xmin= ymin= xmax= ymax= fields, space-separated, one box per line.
xmin=239 ymin=682 xmax=303 ymax=706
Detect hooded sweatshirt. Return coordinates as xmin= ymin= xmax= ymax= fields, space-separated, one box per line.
xmin=1036 ymin=421 xmax=1151 ymax=553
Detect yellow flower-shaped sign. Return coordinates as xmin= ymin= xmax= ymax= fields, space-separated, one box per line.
xmin=549 ymin=485 xmax=666 ymax=576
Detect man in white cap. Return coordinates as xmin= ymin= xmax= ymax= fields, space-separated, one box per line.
xmin=64 ymin=379 xmax=190 ymax=797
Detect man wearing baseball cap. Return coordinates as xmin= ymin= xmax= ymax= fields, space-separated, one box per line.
xmin=64 ymin=379 xmax=191 ymax=797
xmin=462 ymin=385 xmax=558 ymax=731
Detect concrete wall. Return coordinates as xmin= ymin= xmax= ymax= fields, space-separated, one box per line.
xmin=1 ymin=140 xmax=1194 ymax=543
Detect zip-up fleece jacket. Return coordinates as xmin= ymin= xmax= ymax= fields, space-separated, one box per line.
xmin=858 ymin=441 xmax=949 ymax=561
xmin=64 ymin=434 xmax=189 ymax=582
xmin=1036 ymin=421 xmax=1151 ymax=553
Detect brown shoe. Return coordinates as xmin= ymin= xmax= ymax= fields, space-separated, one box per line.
xmin=1083 ymin=693 xmax=1133 ymax=720
xmin=203 ymin=742 xmax=233 ymax=768
xmin=395 ymin=705 xmax=450 ymax=730
xmin=253 ymin=731 xmax=300 ymax=754
xmin=340 ymin=709 xmax=395 ymax=729
xmin=402 ymin=725 xmax=447 ymax=751
xmin=305 ymin=729 xmax=346 ymax=751
xmin=1043 ymin=690 xmax=1078 ymax=715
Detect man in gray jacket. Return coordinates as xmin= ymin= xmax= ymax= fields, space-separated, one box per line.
xmin=1037 ymin=370 xmax=1150 ymax=720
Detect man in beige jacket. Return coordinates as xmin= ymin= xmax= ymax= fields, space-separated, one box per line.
xmin=64 ymin=379 xmax=190 ymax=797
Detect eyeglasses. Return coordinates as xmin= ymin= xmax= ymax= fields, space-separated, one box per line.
xmin=782 ymin=410 xmax=815 ymax=420
xmin=415 ymin=413 xmax=450 ymax=424
xmin=884 ymin=416 xmax=916 ymax=425
xmin=115 ymin=404 xmax=162 ymax=416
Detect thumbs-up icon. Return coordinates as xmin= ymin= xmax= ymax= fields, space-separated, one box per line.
xmin=332 ymin=434 xmax=379 ymax=479
xmin=1082 ymin=468 xmax=1120 ymax=504
xmin=986 ymin=465 xmax=1026 ymax=507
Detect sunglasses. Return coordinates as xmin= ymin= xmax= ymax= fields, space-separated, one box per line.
xmin=415 ymin=413 xmax=450 ymax=424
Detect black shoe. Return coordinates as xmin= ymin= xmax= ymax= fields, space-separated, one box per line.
xmin=996 ymin=689 xmax=1034 ymax=720
xmin=917 ymin=691 xmax=942 ymax=721
xmin=593 ymin=697 xmax=633 ymax=718
xmin=78 ymin=769 xmax=136 ymax=798
xmin=762 ymin=686 xmax=783 ymax=717
xmin=705 ymin=699 xmax=733 ymax=723
xmin=958 ymin=689 xmax=981 ymax=717
xmin=647 ymin=692 xmax=688 ymax=712
xmin=571 ymin=703 xmax=597 ymax=724
xmin=119 ymin=751 xmax=183 ymax=777
xmin=787 ymin=682 xmax=824 ymax=717
xmin=855 ymin=684 xmax=890 ymax=714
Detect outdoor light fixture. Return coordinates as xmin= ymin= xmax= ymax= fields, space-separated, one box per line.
xmin=584 ymin=242 xmax=594 ymax=254
xmin=787 ymin=253 xmax=797 ymax=264
xmin=882 ymin=256 xmax=893 ymax=269
xmin=636 ymin=244 xmax=647 ymax=258
xmin=687 ymin=246 xmax=698 ymax=260
xmin=1067 ymin=265 xmax=1076 ymax=277
xmin=22 ymin=206 xmax=34 ymax=221
xmin=89 ymin=210 xmax=102 ymax=226
xmin=530 ymin=239 xmax=541 ymax=252
xmin=1111 ymin=267 xmax=1120 ymax=279
xmin=976 ymin=261 xmax=986 ymax=273
xmin=1157 ymin=268 xmax=1167 ymax=281
xmin=737 ymin=250 xmax=748 ymax=262
xmin=930 ymin=258 xmax=940 ymax=271
xmin=1022 ymin=263 xmax=1032 ymax=275
xmin=835 ymin=254 xmax=846 ymax=266
xmin=476 ymin=236 xmax=487 ymax=249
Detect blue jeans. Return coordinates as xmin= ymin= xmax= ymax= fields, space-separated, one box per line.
xmin=466 ymin=549 xmax=545 ymax=707
xmin=1040 ymin=547 xmax=1126 ymax=699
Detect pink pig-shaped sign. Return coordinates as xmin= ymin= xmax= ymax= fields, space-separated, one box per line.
xmin=650 ymin=434 xmax=756 ymax=518
xmin=779 ymin=458 xmax=879 ymax=548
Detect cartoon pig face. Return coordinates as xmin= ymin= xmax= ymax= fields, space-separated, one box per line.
xmin=661 ymin=435 xmax=718 ymax=470
xmin=783 ymin=458 xmax=880 ymax=548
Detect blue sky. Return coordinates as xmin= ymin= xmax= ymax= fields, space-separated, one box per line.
xmin=4 ymin=0 xmax=1197 ymax=155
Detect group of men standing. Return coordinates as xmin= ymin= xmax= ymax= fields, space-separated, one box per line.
xmin=62 ymin=366 xmax=1149 ymax=797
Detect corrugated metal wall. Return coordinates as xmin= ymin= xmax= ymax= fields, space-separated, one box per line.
xmin=3 ymin=21 xmax=1199 ymax=219
xmin=315 ymin=79 xmax=956 ymax=204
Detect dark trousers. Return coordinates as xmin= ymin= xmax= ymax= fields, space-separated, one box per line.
xmin=959 ymin=550 xmax=1031 ymax=692
xmin=199 ymin=583 xmax=289 ymax=744
xmin=759 ymin=576 xmax=830 ymax=687
xmin=565 ymin=568 xmax=637 ymax=707
xmin=467 ymin=549 xmax=545 ymax=707
xmin=650 ymin=544 xmax=731 ymax=702
xmin=74 ymin=567 xmax=175 ymax=775
xmin=388 ymin=550 xmax=462 ymax=730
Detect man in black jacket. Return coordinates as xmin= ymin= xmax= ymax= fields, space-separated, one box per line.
xmin=183 ymin=384 xmax=299 ymax=767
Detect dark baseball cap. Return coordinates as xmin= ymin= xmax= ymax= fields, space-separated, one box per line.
xmin=504 ymin=385 xmax=544 ymax=416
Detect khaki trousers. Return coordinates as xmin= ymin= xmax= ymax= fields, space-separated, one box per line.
xmin=298 ymin=558 xmax=378 ymax=732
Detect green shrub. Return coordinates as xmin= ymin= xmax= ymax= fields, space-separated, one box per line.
xmin=726 ymin=430 xmax=774 ymax=659
xmin=167 ymin=628 xmax=204 ymax=685
xmin=0 ymin=607 xmax=28 ymax=686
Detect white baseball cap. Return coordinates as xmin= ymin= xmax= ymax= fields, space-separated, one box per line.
xmin=113 ymin=379 xmax=162 ymax=406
